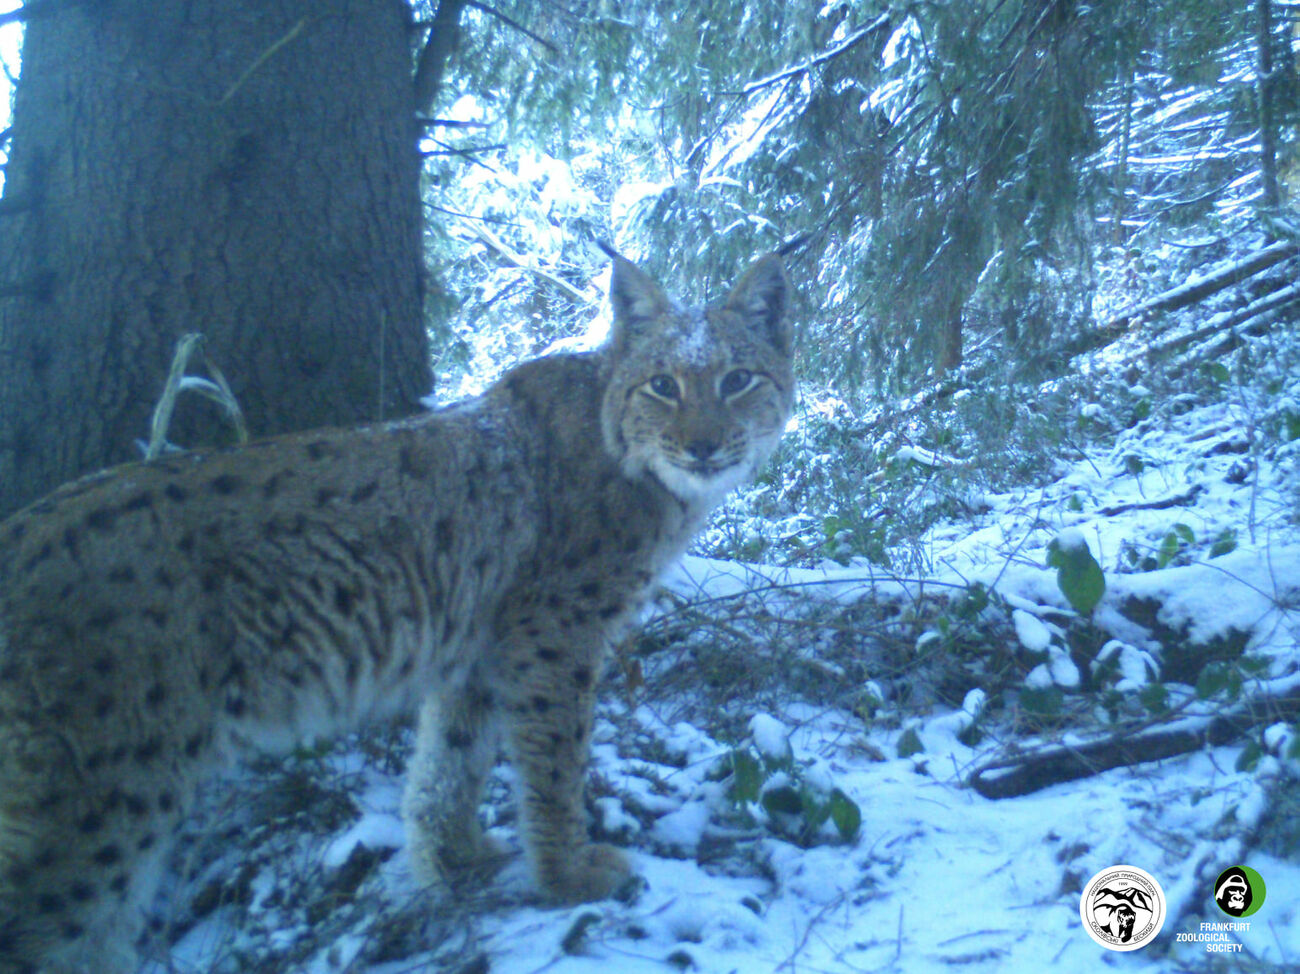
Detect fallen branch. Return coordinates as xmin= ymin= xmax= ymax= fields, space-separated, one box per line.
xmin=1143 ymin=279 xmax=1300 ymax=362
xmin=1096 ymin=483 xmax=1204 ymax=517
xmin=969 ymin=683 xmax=1300 ymax=799
xmin=860 ymin=241 xmax=1300 ymax=436
xmin=1171 ymin=297 xmax=1300 ymax=375
xmin=1062 ymin=240 xmax=1300 ymax=360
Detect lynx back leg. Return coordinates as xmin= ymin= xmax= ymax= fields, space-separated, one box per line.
xmin=0 ymin=749 xmax=185 ymax=974
xmin=402 ymin=676 xmax=503 ymax=890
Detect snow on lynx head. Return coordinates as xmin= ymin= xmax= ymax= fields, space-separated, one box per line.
xmin=600 ymin=253 xmax=795 ymax=507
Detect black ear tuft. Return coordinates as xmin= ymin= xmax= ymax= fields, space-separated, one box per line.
xmin=724 ymin=254 xmax=792 ymax=354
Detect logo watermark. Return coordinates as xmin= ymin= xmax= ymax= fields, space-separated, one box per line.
xmin=1079 ymin=864 xmax=1166 ymax=951
xmin=1213 ymin=865 xmax=1265 ymax=918
xmin=1172 ymin=864 xmax=1267 ymax=954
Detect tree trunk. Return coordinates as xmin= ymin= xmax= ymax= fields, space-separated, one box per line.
xmin=1113 ymin=59 xmax=1135 ymax=245
xmin=0 ymin=0 xmax=433 ymax=517
xmin=1256 ymin=0 xmax=1282 ymax=212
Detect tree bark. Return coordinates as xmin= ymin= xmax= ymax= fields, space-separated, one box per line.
xmin=1256 ymin=0 xmax=1281 ymax=212
xmin=0 ymin=0 xmax=433 ymax=517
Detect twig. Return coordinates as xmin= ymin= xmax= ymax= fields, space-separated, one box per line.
xmin=415 ymin=117 xmax=488 ymax=129
xmin=421 ymin=141 xmax=507 ymax=159
xmin=218 ymin=18 xmax=309 ymax=106
xmin=146 ymin=333 xmax=247 ymax=459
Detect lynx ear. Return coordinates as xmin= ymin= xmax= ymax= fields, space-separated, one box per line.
xmin=608 ymin=255 xmax=673 ymax=348
xmin=725 ymin=254 xmax=791 ymax=354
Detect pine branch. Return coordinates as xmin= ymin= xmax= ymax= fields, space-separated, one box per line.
xmin=741 ymin=15 xmax=892 ymax=97
xmin=465 ymin=1 xmax=558 ymax=54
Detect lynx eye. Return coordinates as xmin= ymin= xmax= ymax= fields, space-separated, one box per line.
xmin=647 ymin=374 xmax=680 ymax=400
xmin=719 ymin=368 xmax=755 ymax=398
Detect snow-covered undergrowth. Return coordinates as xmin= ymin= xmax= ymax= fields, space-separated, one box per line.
xmin=142 ymin=343 xmax=1300 ymax=974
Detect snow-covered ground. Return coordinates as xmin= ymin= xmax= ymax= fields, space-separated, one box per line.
xmin=144 ymin=374 xmax=1300 ymax=973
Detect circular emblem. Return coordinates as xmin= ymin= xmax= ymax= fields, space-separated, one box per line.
xmin=1214 ymin=865 xmax=1265 ymax=917
xmin=1079 ymin=864 xmax=1166 ymax=951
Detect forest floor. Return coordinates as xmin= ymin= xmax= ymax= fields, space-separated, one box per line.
xmin=143 ymin=353 xmax=1300 ymax=974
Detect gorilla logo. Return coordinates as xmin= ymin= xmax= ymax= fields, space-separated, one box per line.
xmin=1215 ymin=867 xmax=1253 ymax=917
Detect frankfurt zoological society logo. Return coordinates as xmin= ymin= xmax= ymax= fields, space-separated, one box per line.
xmin=1080 ymin=865 xmax=1167 ymax=951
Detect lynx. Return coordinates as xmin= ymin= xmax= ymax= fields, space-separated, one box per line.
xmin=0 ymin=252 xmax=795 ymax=973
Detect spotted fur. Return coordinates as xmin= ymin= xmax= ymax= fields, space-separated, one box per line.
xmin=0 ymin=254 xmax=794 ymax=973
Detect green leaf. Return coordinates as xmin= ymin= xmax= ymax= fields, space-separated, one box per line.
xmin=1173 ymin=523 xmax=1195 ymax=544
xmin=822 ymin=515 xmax=841 ymax=542
xmin=1202 ymin=361 xmax=1230 ymax=385
xmin=1138 ymin=683 xmax=1168 ymax=716
xmin=897 ymin=727 xmax=924 ymax=758
xmin=800 ymin=788 xmax=832 ymax=830
xmin=1196 ymin=662 xmax=1242 ymax=701
xmin=1156 ymin=531 xmax=1180 ymax=569
xmin=729 ymin=749 xmax=763 ymax=804
xmin=1020 ymin=685 xmax=1063 ymax=718
xmin=956 ymin=582 xmax=989 ymax=619
xmin=1210 ymin=529 xmax=1237 ymax=558
xmin=1235 ymin=739 xmax=1263 ymax=773
xmin=828 ymin=788 xmax=861 ymax=841
xmin=1284 ymin=411 xmax=1300 ymax=443
xmin=761 ymin=784 xmax=803 ymax=816
xmin=1046 ymin=535 xmax=1106 ymax=615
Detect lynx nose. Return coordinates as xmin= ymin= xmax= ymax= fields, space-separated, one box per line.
xmin=685 ymin=439 xmax=720 ymax=462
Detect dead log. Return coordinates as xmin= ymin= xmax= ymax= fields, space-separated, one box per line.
xmin=969 ymin=684 xmax=1300 ymax=799
xmin=1061 ymin=240 xmax=1299 ymax=360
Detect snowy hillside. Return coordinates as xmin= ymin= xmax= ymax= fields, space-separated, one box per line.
xmin=137 ymin=334 xmax=1300 ymax=974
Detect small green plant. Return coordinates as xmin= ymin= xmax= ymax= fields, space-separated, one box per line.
xmin=1281 ymin=409 xmax=1300 ymax=443
xmin=1209 ymin=527 xmax=1238 ymax=558
xmin=1156 ymin=522 xmax=1195 ymax=569
xmin=722 ymin=744 xmax=861 ymax=846
xmin=896 ymin=726 xmax=924 ymax=758
xmin=1046 ymin=531 xmax=1106 ymax=614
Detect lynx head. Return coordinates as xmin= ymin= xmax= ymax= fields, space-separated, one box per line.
xmin=600 ymin=253 xmax=795 ymax=507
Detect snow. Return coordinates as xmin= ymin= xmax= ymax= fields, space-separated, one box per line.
xmin=1012 ymin=608 xmax=1053 ymax=651
xmin=747 ymin=713 xmax=792 ymax=764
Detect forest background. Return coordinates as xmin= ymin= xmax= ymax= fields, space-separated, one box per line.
xmin=2 ymin=1 xmax=1300 ymax=972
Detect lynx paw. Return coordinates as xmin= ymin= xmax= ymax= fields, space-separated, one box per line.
xmin=544 ymin=843 xmax=641 ymax=904
xmin=409 ymin=826 xmax=508 ymax=892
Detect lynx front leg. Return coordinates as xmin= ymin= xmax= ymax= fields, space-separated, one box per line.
xmin=401 ymin=675 xmax=503 ymax=890
xmin=501 ymin=631 xmax=633 ymax=904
